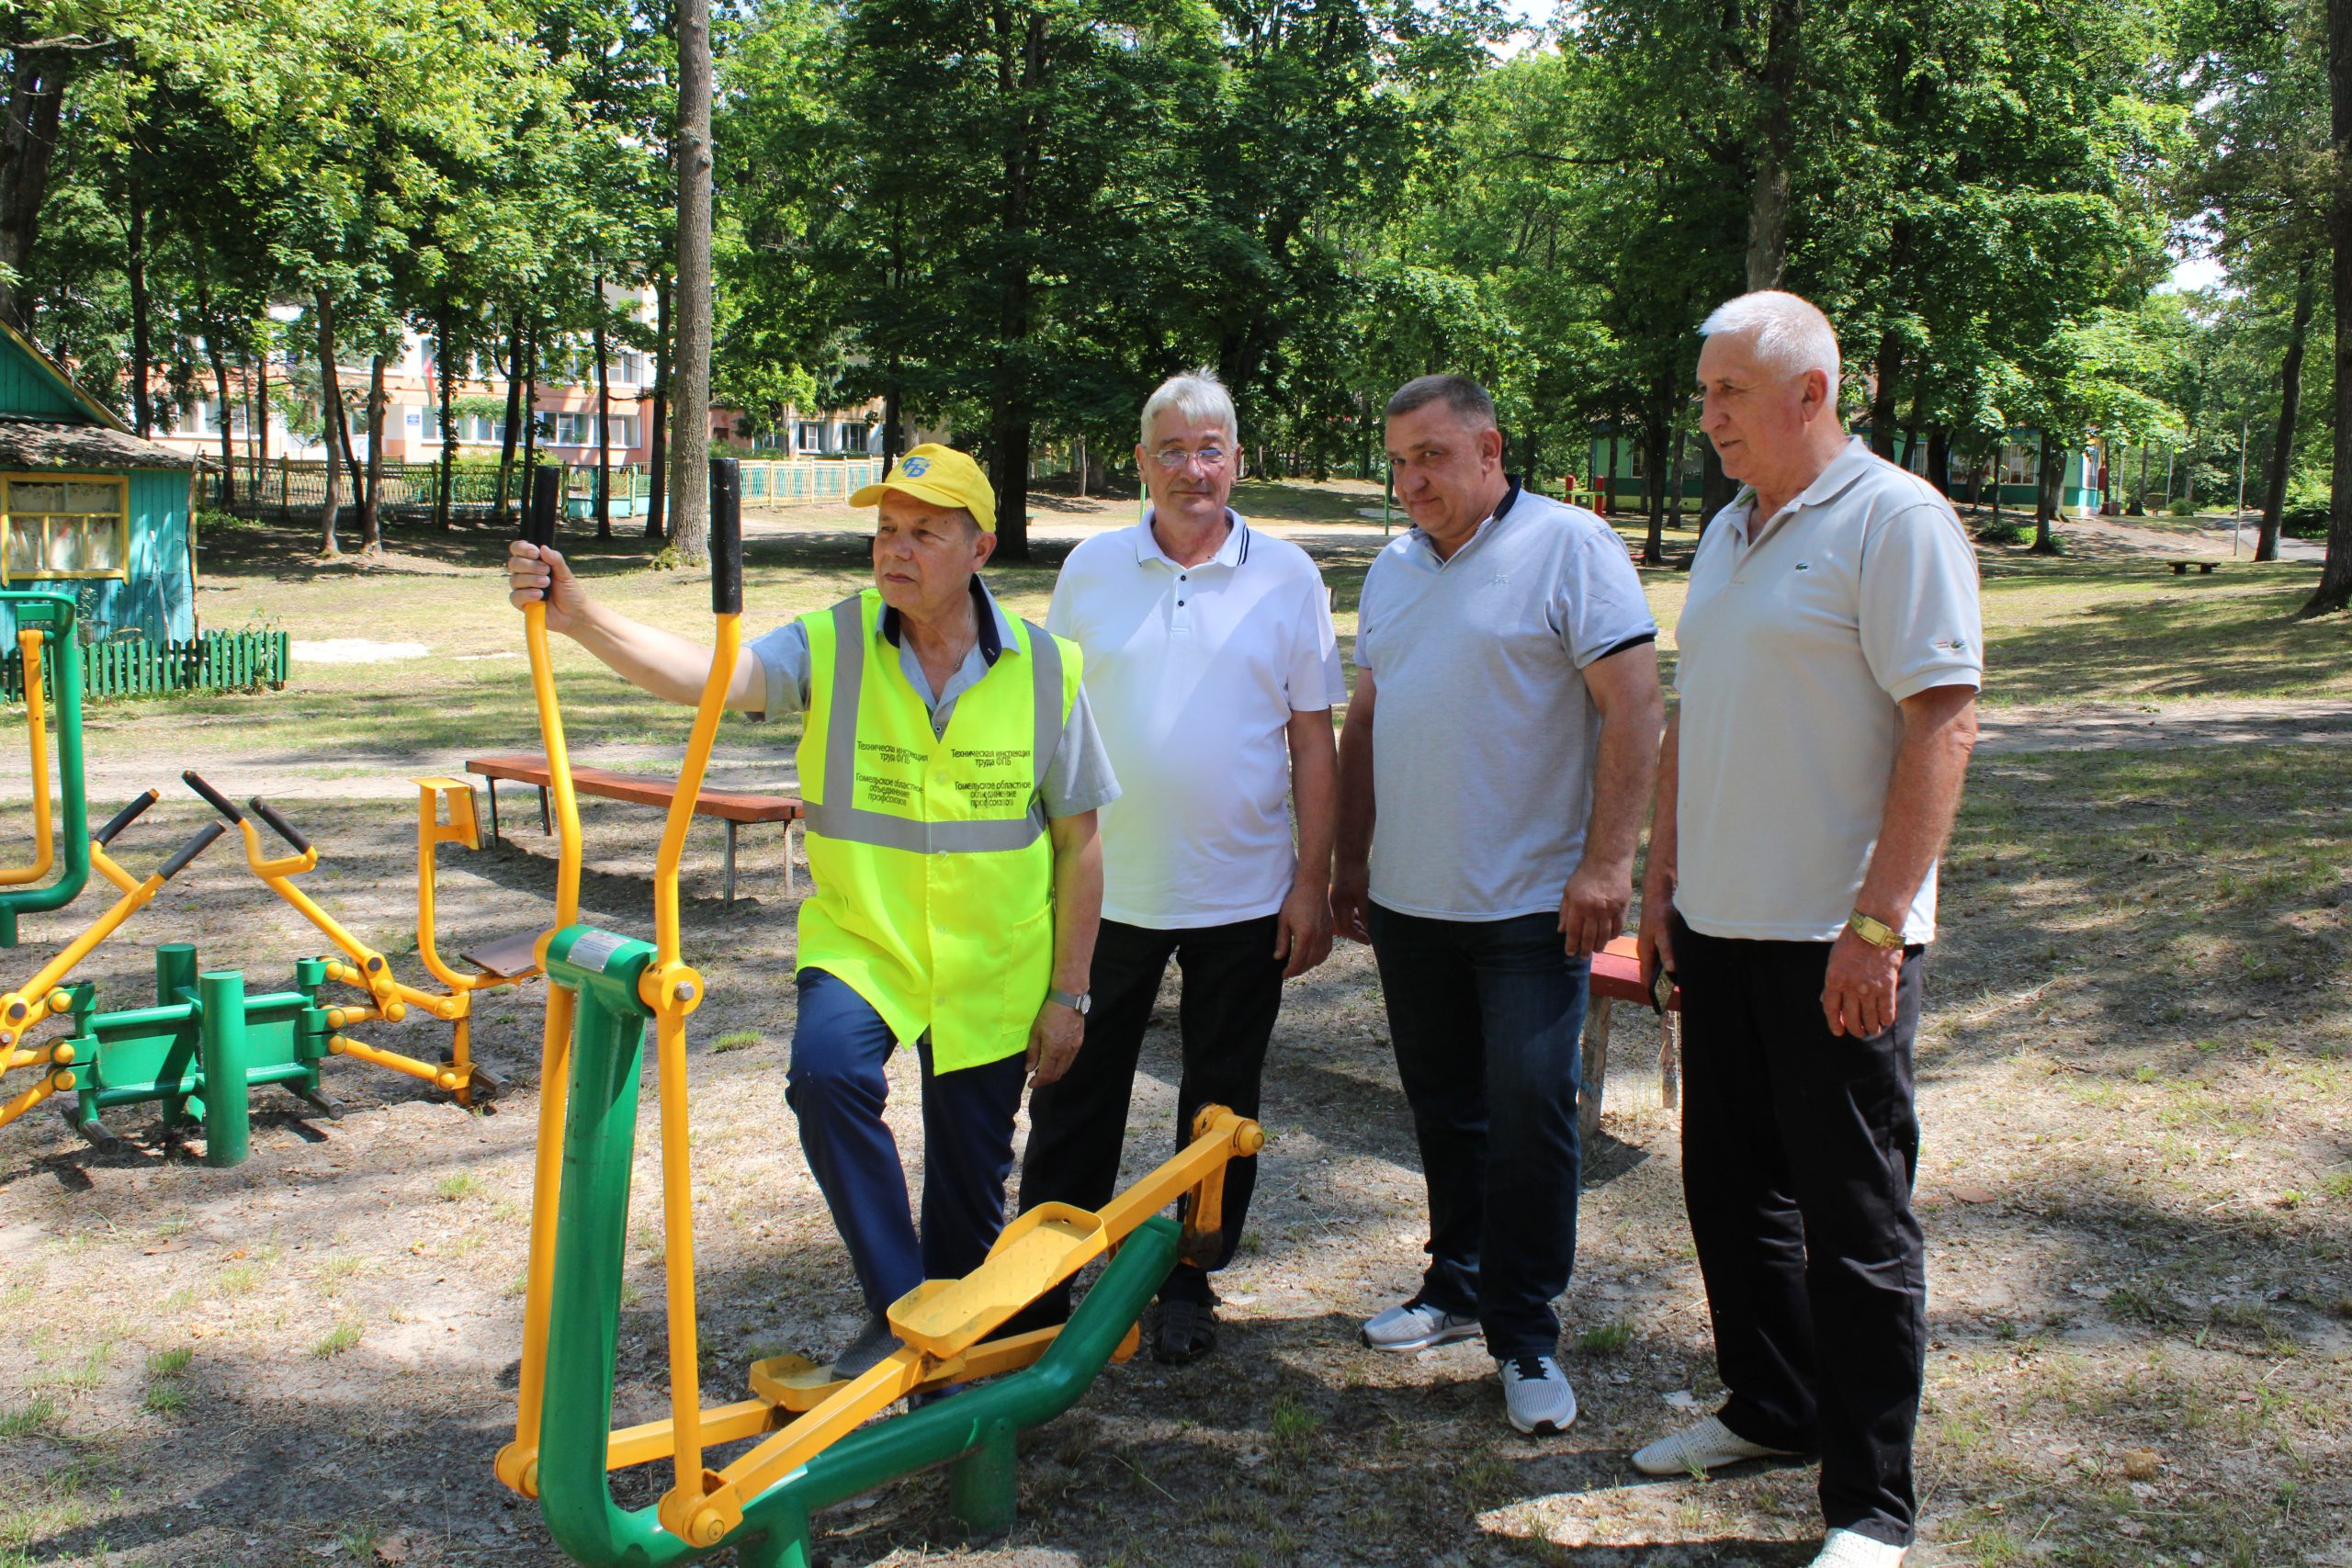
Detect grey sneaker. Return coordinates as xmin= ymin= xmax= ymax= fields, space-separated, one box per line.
xmin=829 ymin=1316 xmax=904 ymax=1380
xmin=1361 ymin=1297 xmax=1481 ymax=1353
xmin=1498 ymin=1354 xmax=1577 ymax=1435
xmin=1631 ymin=1414 xmax=1801 ymax=1476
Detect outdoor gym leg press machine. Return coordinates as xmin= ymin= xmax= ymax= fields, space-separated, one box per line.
xmin=493 ymin=464 xmax=1264 ymax=1565
xmin=0 ymin=590 xmax=92 ymax=949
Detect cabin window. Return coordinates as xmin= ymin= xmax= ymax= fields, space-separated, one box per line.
xmin=0 ymin=475 xmax=129 ymax=584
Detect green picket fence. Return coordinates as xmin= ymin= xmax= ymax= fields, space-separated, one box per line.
xmin=2 ymin=630 xmax=290 ymax=703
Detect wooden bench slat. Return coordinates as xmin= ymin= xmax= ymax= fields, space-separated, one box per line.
xmin=466 ymin=754 xmax=800 ymax=823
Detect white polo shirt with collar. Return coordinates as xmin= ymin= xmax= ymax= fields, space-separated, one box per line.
xmin=1673 ymin=435 xmax=1984 ymax=946
xmin=1047 ymin=508 xmax=1345 ymax=930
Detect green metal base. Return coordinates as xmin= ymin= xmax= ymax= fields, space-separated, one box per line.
xmin=531 ymin=921 xmax=1182 ymax=1568
xmin=42 ymin=942 xmax=334 ymax=1166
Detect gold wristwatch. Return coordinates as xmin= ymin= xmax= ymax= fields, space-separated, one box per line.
xmin=1846 ymin=910 xmax=1903 ymax=951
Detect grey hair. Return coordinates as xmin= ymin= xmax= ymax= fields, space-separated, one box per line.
xmin=1140 ymin=369 xmax=1238 ymax=450
xmin=1698 ymin=290 xmax=1841 ymax=396
xmin=1385 ymin=373 xmax=1497 ymax=429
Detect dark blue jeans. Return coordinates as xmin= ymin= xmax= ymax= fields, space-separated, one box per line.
xmin=1367 ymin=903 xmax=1589 ymax=1359
xmin=785 ymin=968 xmax=1027 ymax=1321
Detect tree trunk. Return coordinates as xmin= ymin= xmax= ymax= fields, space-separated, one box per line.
xmin=207 ymin=336 xmax=234 ymax=508
xmin=2129 ymin=440 xmax=2148 ymax=515
xmin=1925 ymin=425 xmax=1951 ymax=497
xmin=2032 ymin=431 xmax=2063 ymax=553
xmin=1868 ymin=329 xmax=1901 ymax=459
xmin=671 ymin=0 xmax=715 ymax=564
xmin=496 ymin=317 xmax=525 ymax=525
xmin=984 ymin=8 xmax=1049 ymax=561
xmin=312 ymin=290 xmax=345 ymax=556
xmin=592 ymin=269 xmax=612 ymax=538
xmin=436 ymin=312 xmax=458 ymax=530
xmin=362 ymin=352 xmax=385 ymax=552
xmin=646 ymin=272 xmax=670 ymax=541
xmin=1698 ymin=436 xmax=1735 ymax=546
xmin=0 ymin=44 xmax=71 ymax=329
xmin=1743 ymin=0 xmax=1804 ymax=291
xmin=1641 ymin=400 xmax=1668 ymax=565
xmin=127 ymin=188 xmax=152 ymax=436
xmin=881 ymin=376 xmax=904 ymax=468
xmin=2314 ymin=0 xmax=2352 ymax=612
xmin=521 ymin=324 xmax=540 ymax=486
xmin=2259 ymin=253 xmax=2315 ymax=564
xmin=1604 ymin=428 xmax=1621 ymax=517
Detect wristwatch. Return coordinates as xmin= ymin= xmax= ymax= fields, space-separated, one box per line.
xmin=1846 ymin=910 xmax=1903 ymax=951
xmin=1047 ymin=987 xmax=1091 ymax=1015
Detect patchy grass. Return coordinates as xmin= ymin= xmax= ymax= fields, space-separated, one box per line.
xmin=709 ymin=1029 xmax=762 ymax=1054
xmin=311 ymin=1322 xmax=362 ymax=1359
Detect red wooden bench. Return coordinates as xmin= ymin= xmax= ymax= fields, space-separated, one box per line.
xmin=467 ymin=753 xmax=802 ymax=905
xmin=1583 ymin=935 xmax=1681 ymax=1138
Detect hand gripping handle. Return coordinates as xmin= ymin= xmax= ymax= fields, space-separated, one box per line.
xmin=248 ymin=797 xmax=312 ymax=856
xmin=709 ymin=457 xmax=742 ymax=615
xmin=181 ymin=771 xmax=243 ymax=824
xmin=95 ymin=789 xmax=160 ymax=847
xmin=159 ymin=822 xmax=227 ymax=881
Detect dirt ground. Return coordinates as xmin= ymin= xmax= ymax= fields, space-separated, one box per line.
xmin=2 ymin=515 xmax=2348 ymax=1568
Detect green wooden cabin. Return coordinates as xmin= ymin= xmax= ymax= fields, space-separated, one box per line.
xmin=0 ymin=321 xmax=198 ymax=647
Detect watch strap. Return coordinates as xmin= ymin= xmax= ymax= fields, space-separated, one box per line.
xmin=1047 ymin=987 xmax=1090 ymax=1014
xmin=1846 ymin=910 xmax=1903 ymax=950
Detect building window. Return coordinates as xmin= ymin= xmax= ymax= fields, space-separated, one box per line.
xmin=840 ymin=423 xmax=870 ymax=454
xmin=2002 ymin=442 xmax=2036 ymax=486
xmin=1 ymin=476 xmax=130 ymax=584
xmin=186 ymin=399 xmax=250 ymax=438
xmin=752 ymin=428 xmax=788 ymax=452
xmin=796 ymin=421 xmax=827 ymax=453
xmin=605 ymin=415 xmax=639 ymax=448
xmin=554 ymin=412 xmax=592 ymax=445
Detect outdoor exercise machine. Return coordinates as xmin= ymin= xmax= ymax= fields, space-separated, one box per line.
xmin=178 ymin=770 xmax=527 ymax=1110
xmin=0 ymin=590 xmax=91 ymax=948
xmin=494 ymin=463 xmax=1265 ymax=1565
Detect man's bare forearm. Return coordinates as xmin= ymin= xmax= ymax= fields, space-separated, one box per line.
xmin=1334 ymin=674 xmax=1377 ymax=874
xmin=1645 ymin=712 xmax=1680 ymax=897
xmin=567 ymin=597 xmax=766 ymax=711
xmin=1047 ymin=811 xmax=1102 ymax=994
xmin=1579 ymin=654 xmax=1664 ymax=880
xmin=1854 ymin=685 xmax=1978 ymax=926
xmin=1288 ymin=707 xmax=1339 ymax=888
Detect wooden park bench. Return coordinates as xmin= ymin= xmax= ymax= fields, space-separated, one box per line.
xmin=2165 ymin=559 xmax=2221 ymax=575
xmin=466 ymin=753 xmax=801 ymax=905
xmin=1581 ymin=934 xmax=1681 ymax=1139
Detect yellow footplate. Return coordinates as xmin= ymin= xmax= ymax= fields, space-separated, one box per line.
xmin=747 ymin=1354 xmax=844 ymax=1413
xmin=888 ymin=1204 xmax=1107 ymax=1358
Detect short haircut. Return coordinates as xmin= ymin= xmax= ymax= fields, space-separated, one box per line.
xmin=1140 ymin=368 xmax=1238 ymax=450
xmin=1698 ymin=290 xmax=1842 ymax=397
xmin=1385 ymin=374 xmax=1497 ymax=430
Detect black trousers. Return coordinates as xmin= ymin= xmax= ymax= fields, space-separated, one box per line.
xmin=1018 ymin=914 xmax=1285 ymax=1308
xmin=1673 ymin=913 xmax=1928 ymax=1549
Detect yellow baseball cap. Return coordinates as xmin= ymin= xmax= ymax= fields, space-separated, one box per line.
xmin=850 ymin=443 xmax=998 ymax=532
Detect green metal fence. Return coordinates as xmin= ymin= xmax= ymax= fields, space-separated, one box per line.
xmin=3 ymin=629 xmax=289 ymax=702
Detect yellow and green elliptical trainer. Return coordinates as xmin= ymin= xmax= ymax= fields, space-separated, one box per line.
xmin=493 ymin=462 xmax=1266 ymax=1566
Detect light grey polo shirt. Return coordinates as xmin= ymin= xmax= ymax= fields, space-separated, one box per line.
xmin=1673 ymin=437 xmax=1983 ymax=944
xmin=1354 ymin=483 xmax=1657 ymax=920
xmin=746 ymin=576 xmax=1119 ymax=819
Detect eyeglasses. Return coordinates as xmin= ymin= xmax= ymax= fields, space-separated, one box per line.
xmin=1151 ymin=446 xmax=1229 ymax=470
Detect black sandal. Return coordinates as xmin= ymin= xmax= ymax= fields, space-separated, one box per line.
xmin=1153 ymin=1298 xmax=1218 ymax=1364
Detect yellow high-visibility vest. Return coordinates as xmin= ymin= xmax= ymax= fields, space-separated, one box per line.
xmin=797 ymin=589 xmax=1082 ymax=1072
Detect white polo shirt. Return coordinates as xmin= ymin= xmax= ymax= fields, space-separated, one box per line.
xmin=1673 ymin=437 xmax=1983 ymax=945
xmin=1048 ymin=511 xmax=1345 ymax=930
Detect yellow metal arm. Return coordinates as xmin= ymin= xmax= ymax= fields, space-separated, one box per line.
xmin=0 ymin=842 xmax=171 ymax=1053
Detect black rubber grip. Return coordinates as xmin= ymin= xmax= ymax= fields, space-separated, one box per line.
xmin=181 ymin=771 xmax=243 ymax=823
xmin=159 ymin=822 xmax=226 ymax=881
xmin=524 ymin=466 xmax=561 ymax=550
xmin=709 ymin=458 xmax=743 ymax=615
xmin=95 ymin=790 xmax=159 ymax=846
xmin=249 ymin=797 xmax=311 ymax=856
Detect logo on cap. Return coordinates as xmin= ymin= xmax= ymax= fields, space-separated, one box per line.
xmin=901 ymin=456 xmax=931 ymax=478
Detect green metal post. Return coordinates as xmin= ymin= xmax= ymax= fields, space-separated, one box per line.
xmin=0 ymin=592 xmax=90 ymax=948
xmin=198 ymin=970 xmax=250 ymax=1168
xmin=156 ymin=942 xmax=199 ymax=1002
xmin=946 ymin=1420 xmax=1018 ymax=1538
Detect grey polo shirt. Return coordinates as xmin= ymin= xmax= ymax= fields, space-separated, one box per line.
xmin=1354 ymin=482 xmax=1657 ymax=919
xmin=746 ymin=576 xmax=1119 ymax=819
xmin=1673 ymin=437 xmax=1983 ymax=944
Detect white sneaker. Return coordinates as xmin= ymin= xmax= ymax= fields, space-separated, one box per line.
xmin=1808 ymin=1528 xmax=1905 ymax=1567
xmin=1360 ymin=1297 xmax=1481 ymax=1353
xmin=1631 ymin=1414 xmax=1803 ymax=1476
xmin=1498 ymin=1355 xmax=1578 ymax=1435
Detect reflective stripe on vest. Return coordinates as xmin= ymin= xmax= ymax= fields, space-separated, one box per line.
xmin=798 ymin=593 xmax=1063 ymax=853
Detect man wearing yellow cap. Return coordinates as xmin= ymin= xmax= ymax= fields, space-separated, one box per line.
xmin=506 ymin=443 xmax=1116 ymax=1379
